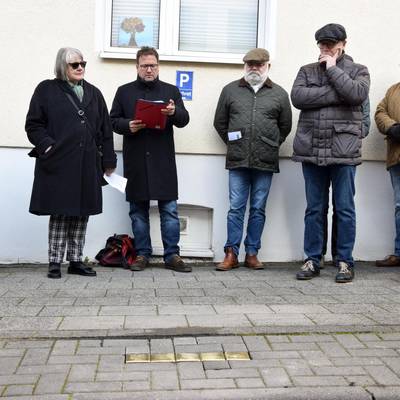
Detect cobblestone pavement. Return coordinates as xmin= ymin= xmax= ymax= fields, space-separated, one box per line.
xmin=1 ymin=262 xmax=400 ymax=399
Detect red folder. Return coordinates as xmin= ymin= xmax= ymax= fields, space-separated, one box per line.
xmin=134 ymin=99 xmax=168 ymax=130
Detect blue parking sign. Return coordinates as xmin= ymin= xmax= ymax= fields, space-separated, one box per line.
xmin=176 ymin=71 xmax=193 ymax=101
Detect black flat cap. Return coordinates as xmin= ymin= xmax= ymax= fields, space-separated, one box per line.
xmin=315 ymin=23 xmax=347 ymax=43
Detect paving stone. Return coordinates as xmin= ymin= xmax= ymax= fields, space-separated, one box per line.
xmin=51 ymin=340 xmax=78 ymax=355
xmin=247 ymin=313 xmax=314 ymax=326
xmin=270 ymin=342 xmax=320 ymax=351
xmin=348 ymin=348 xmax=398 ymax=357
xmin=260 ymin=367 xmax=292 ymax=387
xmin=35 ymin=373 xmax=68 ymax=394
xmin=269 ymin=305 xmax=330 ymax=314
xmin=187 ymin=314 xmax=251 ymax=328
xmin=99 ymin=306 xmax=156 ymax=316
xmin=158 ymin=305 xmax=215 ymax=315
xmin=0 ymin=374 xmax=38 ymax=385
xmin=365 ymin=386 xmax=400 ymax=400
xmin=4 ymin=384 xmax=34 ymax=396
xmin=64 ymin=382 xmax=123 ymax=393
xmin=291 ymin=375 xmax=347 ymax=386
xmin=48 ymin=355 xmax=98 ymax=365
xmin=280 ymin=359 xmax=314 ymax=376
xmin=235 ymin=377 xmax=265 ymax=388
xmin=59 ymin=316 xmax=124 ymax=330
xmin=5 ymin=340 xmax=54 ymax=349
xmin=196 ymin=336 xmax=245 ymax=344
xmin=289 ymin=334 xmax=335 ymax=343
xmin=180 ymin=378 xmax=236 ymax=389
xmin=214 ymin=305 xmax=272 ymax=314
xmin=318 ymin=342 xmax=350 ymax=357
xmin=177 ymin=362 xmax=205 ymax=379
xmin=150 ymin=338 xmax=174 ymax=353
xmin=345 ymin=375 xmax=376 ymax=386
xmin=173 ymin=337 xmax=197 ymax=345
xmin=39 ymin=306 xmax=100 ymax=317
xmin=364 ymin=365 xmax=400 ymax=385
xmin=313 ymin=366 xmax=366 ymax=376
xmin=206 ymin=368 xmax=260 ymax=379
xmin=96 ymin=371 xmax=149 ymax=381
xmin=202 ymin=361 xmax=230 ymax=370
xmin=251 ymin=351 xmax=301 ymax=360
xmin=21 ymin=347 xmax=52 ymax=366
xmin=334 ymin=334 xmax=365 ymax=349
xmin=0 ymin=348 xmax=25 ymax=357
xmin=156 ymin=289 xmax=204 ymax=297
xmin=265 ymin=335 xmax=290 ymax=343
xmin=229 ymin=359 xmax=281 ymax=369
xmin=125 ymin=315 xmax=188 ymax=329
xmin=151 ymin=370 xmax=179 ymax=390
xmin=69 ymin=364 xmax=97 ymax=382
xmin=16 ymin=364 xmax=71 ymax=375
xmin=74 ymin=297 xmax=129 ymax=306
xmin=122 ymin=380 xmax=151 ymax=391
xmin=332 ymin=357 xmax=384 ymax=366
xmin=181 ymin=296 xmax=236 ymax=305
xmin=0 ymin=317 xmax=62 ymax=331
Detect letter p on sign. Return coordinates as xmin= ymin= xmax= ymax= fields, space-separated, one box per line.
xmin=176 ymin=71 xmax=193 ymax=101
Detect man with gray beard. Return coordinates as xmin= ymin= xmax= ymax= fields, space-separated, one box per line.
xmin=213 ymin=48 xmax=292 ymax=271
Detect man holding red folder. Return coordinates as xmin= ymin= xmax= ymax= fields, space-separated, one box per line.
xmin=110 ymin=46 xmax=190 ymax=272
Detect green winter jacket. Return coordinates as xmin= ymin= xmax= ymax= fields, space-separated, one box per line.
xmin=213 ymin=78 xmax=292 ymax=173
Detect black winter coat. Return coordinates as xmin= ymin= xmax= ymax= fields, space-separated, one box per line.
xmin=25 ymin=79 xmax=117 ymax=216
xmin=110 ymin=78 xmax=189 ymax=201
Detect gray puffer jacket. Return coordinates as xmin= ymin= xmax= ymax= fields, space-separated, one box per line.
xmin=214 ymin=78 xmax=292 ymax=173
xmin=291 ymin=53 xmax=370 ymax=166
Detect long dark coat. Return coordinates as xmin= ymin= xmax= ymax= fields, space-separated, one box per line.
xmin=110 ymin=78 xmax=189 ymax=201
xmin=25 ymin=79 xmax=117 ymax=216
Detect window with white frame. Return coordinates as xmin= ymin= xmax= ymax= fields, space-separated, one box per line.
xmin=100 ymin=0 xmax=276 ymax=63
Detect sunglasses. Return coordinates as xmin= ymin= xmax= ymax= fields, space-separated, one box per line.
xmin=68 ymin=61 xmax=87 ymax=70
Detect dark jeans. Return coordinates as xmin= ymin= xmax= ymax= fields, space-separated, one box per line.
xmin=129 ymin=200 xmax=180 ymax=262
xmin=302 ymin=163 xmax=356 ymax=267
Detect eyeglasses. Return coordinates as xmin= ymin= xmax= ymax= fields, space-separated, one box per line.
xmin=68 ymin=61 xmax=87 ymax=70
xmin=138 ymin=64 xmax=158 ymax=70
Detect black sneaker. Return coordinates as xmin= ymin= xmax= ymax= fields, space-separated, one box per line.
xmin=335 ymin=262 xmax=354 ymax=283
xmin=165 ymin=255 xmax=192 ymax=273
xmin=68 ymin=261 xmax=96 ymax=277
xmin=130 ymin=255 xmax=149 ymax=271
xmin=48 ymin=262 xmax=61 ymax=279
xmin=296 ymin=260 xmax=320 ymax=280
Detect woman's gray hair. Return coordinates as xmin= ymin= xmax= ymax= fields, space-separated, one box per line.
xmin=54 ymin=47 xmax=84 ymax=80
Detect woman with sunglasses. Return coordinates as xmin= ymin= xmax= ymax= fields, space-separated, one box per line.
xmin=25 ymin=47 xmax=116 ymax=279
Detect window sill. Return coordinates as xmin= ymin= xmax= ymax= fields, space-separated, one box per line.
xmin=99 ymin=51 xmax=243 ymax=65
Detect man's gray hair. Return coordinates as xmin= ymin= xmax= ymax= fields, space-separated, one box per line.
xmin=54 ymin=47 xmax=84 ymax=80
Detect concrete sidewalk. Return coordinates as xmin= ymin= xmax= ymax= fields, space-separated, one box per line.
xmin=0 ymin=262 xmax=400 ymax=399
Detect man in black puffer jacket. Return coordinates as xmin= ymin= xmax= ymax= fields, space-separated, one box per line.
xmin=291 ymin=23 xmax=370 ymax=283
xmin=214 ymin=48 xmax=292 ymax=271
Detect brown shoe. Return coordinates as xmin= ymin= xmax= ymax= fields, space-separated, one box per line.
xmin=244 ymin=254 xmax=264 ymax=270
xmin=165 ymin=255 xmax=192 ymax=273
xmin=130 ymin=255 xmax=149 ymax=271
xmin=216 ymin=247 xmax=239 ymax=271
xmin=376 ymin=255 xmax=400 ymax=267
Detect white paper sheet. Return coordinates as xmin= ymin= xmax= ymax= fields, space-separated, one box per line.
xmin=103 ymin=172 xmax=127 ymax=193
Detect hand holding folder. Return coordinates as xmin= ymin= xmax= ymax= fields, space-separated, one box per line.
xmin=134 ymin=99 xmax=168 ymax=130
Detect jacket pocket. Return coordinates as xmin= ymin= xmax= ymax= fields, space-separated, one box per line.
xmin=258 ymin=136 xmax=279 ymax=163
xmin=293 ymin=121 xmax=313 ymax=156
xmin=331 ymin=122 xmax=361 ymax=158
xmin=38 ymin=143 xmax=61 ymax=173
xmin=226 ymin=137 xmax=246 ymax=162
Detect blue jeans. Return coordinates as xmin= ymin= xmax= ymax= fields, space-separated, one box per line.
xmin=225 ymin=168 xmax=273 ymax=256
xmin=129 ymin=200 xmax=180 ymax=262
xmin=389 ymin=164 xmax=400 ymax=256
xmin=302 ymin=163 xmax=356 ymax=267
